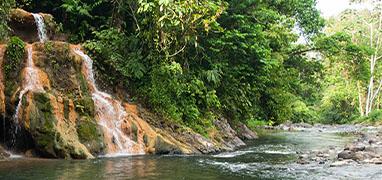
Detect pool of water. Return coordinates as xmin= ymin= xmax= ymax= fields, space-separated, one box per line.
xmin=1 ymin=129 xmax=382 ymax=180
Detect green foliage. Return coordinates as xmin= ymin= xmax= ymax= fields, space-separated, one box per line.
xmin=319 ymin=84 xmax=358 ymax=124
xmin=290 ymin=100 xmax=319 ymax=123
xmin=84 ymin=28 xmax=145 ymax=81
xmin=247 ymin=119 xmax=274 ymax=129
xmin=352 ymin=110 xmax=382 ymax=124
xmin=0 ymin=0 xmax=15 ymax=41
xmin=5 ymin=36 xmax=25 ymax=78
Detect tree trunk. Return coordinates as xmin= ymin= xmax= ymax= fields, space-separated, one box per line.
xmin=358 ymin=81 xmax=365 ymax=116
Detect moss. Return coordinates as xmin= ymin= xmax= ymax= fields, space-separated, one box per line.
xmin=143 ymin=134 xmax=149 ymax=146
xmin=37 ymin=42 xmax=78 ymax=93
xmin=76 ymin=116 xmax=104 ymax=154
xmin=28 ymin=92 xmax=58 ymax=157
xmin=131 ymin=122 xmax=138 ymax=142
xmin=4 ymin=79 xmax=21 ymax=116
xmin=74 ymin=96 xmax=94 ymax=117
xmin=78 ymin=73 xmax=90 ymax=96
xmin=4 ymin=36 xmax=25 ymax=81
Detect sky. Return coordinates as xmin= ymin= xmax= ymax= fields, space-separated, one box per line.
xmin=317 ymin=0 xmax=373 ymax=18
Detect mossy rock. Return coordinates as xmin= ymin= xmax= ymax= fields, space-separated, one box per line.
xmin=28 ymin=92 xmax=57 ymax=157
xmin=131 ymin=122 xmax=138 ymax=142
xmin=4 ymin=36 xmax=24 ymax=84
xmin=74 ymin=96 xmax=95 ymax=117
xmin=33 ymin=42 xmax=80 ymax=93
xmin=76 ymin=116 xmax=104 ymax=155
xmin=28 ymin=92 xmax=92 ymax=159
xmin=154 ymin=136 xmax=182 ymax=155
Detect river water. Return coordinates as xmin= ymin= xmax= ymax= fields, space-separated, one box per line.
xmin=1 ymin=129 xmax=382 ymax=179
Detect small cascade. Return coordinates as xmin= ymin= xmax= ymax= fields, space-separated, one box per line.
xmin=14 ymin=13 xmax=48 ymax=128
xmin=32 ymin=13 xmax=48 ymax=42
xmin=14 ymin=45 xmax=45 ymax=125
xmin=74 ymin=49 xmax=145 ymax=156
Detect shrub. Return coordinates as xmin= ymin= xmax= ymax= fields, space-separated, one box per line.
xmin=5 ymin=36 xmax=25 ymax=78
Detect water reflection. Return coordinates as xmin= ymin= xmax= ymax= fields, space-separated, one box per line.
xmin=2 ymin=130 xmax=382 ymax=179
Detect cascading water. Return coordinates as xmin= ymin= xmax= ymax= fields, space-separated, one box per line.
xmin=74 ymin=49 xmax=145 ymax=156
xmin=14 ymin=13 xmax=48 ymax=127
xmin=14 ymin=45 xmax=45 ymax=126
xmin=32 ymin=13 xmax=48 ymax=42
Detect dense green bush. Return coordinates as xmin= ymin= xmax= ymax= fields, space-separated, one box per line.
xmin=5 ymin=36 xmax=25 ymax=78
xmin=290 ymin=100 xmax=319 ymax=123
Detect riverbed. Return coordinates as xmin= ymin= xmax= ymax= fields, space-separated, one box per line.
xmin=1 ymin=127 xmax=382 ymax=179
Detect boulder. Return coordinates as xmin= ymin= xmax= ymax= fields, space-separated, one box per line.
xmin=154 ymin=135 xmax=183 ymax=154
xmin=338 ymin=150 xmax=354 ymax=160
xmin=236 ymin=122 xmax=258 ymax=140
xmin=213 ymin=118 xmax=245 ymax=151
xmin=0 ymin=146 xmax=10 ymax=160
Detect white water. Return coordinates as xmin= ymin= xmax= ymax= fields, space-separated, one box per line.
xmin=5 ymin=150 xmax=23 ymax=159
xmin=74 ymin=49 xmax=145 ymax=156
xmin=212 ymin=150 xmax=254 ymax=158
xmin=32 ymin=13 xmax=48 ymax=42
xmin=14 ymin=45 xmax=45 ymax=124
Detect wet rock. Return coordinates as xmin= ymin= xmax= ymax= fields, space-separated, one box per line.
xmin=344 ymin=144 xmax=366 ymax=152
xmin=336 ymin=130 xmax=382 ymax=164
xmin=338 ymin=150 xmax=354 ymax=160
xmin=371 ymin=158 xmax=382 ymax=164
xmin=154 ymin=135 xmax=183 ymax=155
xmin=297 ymin=159 xmax=310 ymax=165
xmin=330 ymin=160 xmax=354 ymax=167
xmin=24 ymin=149 xmax=36 ymax=158
xmin=9 ymin=9 xmax=61 ymax=43
xmin=0 ymin=146 xmax=10 ymax=159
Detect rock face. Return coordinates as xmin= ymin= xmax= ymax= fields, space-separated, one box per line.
xmin=9 ymin=9 xmax=62 ymax=43
xmin=0 ymin=9 xmax=258 ymax=159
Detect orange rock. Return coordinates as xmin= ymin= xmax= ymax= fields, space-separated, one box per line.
xmin=124 ymin=103 xmax=138 ymax=115
xmin=0 ymin=45 xmax=5 ymax=114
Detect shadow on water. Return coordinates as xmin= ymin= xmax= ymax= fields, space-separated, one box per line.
xmin=1 ymin=130 xmax=382 ymax=180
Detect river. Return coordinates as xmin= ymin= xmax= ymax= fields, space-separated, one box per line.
xmin=1 ymin=128 xmax=382 ymax=179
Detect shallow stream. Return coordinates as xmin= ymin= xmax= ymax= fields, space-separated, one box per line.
xmin=1 ymin=128 xmax=382 ymax=179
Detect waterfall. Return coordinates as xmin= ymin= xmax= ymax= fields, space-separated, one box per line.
xmin=32 ymin=13 xmax=48 ymax=42
xmin=13 ymin=13 xmax=48 ymax=125
xmin=14 ymin=45 xmax=45 ymax=125
xmin=74 ymin=49 xmax=145 ymax=156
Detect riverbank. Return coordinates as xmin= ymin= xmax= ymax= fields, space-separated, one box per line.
xmin=258 ymin=123 xmax=382 ymax=167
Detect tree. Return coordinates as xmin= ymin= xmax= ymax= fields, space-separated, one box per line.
xmin=325 ymin=4 xmax=382 ymax=117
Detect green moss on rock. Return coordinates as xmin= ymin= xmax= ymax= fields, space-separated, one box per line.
xmin=74 ymin=96 xmax=94 ymax=117
xmin=131 ymin=122 xmax=138 ymax=142
xmin=76 ymin=116 xmax=104 ymax=155
xmin=28 ymin=92 xmax=57 ymax=157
